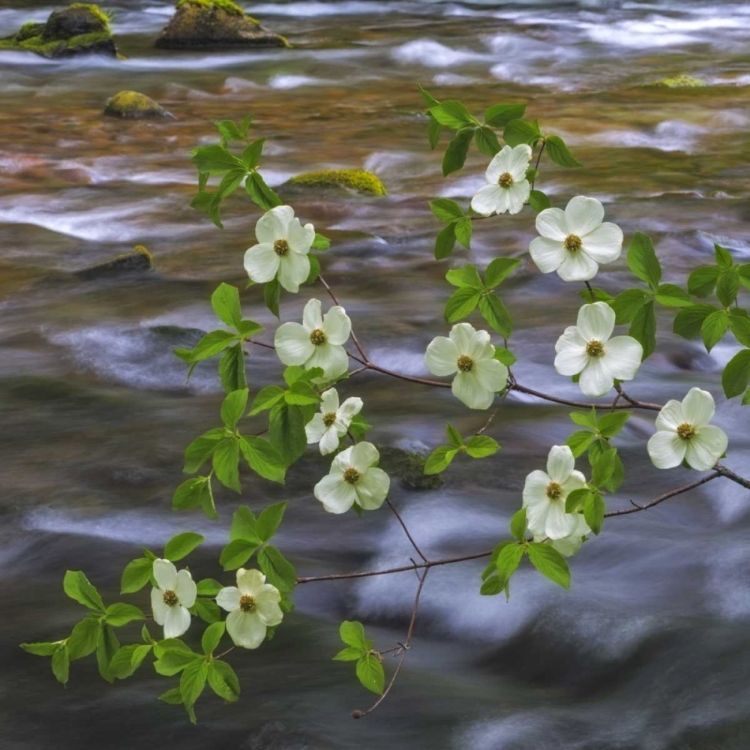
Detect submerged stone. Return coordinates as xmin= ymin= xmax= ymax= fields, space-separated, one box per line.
xmin=104 ymin=91 xmax=175 ymax=120
xmin=649 ymin=75 xmax=707 ymax=88
xmin=75 ymin=246 xmax=154 ymax=280
xmin=0 ymin=4 xmax=117 ymax=59
xmin=285 ymin=169 xmax=387 ymax=197
xmin=378 ymin=446 xmax=443 ymax=491
xmin=155 ymin=0 xmax=289 ymax=50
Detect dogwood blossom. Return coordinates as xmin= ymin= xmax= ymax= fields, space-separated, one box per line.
xmin=216 ymin=569 xmax=283 ymax=649
xmin=305 ymin=388 xmax=363 ymax=456
xmin=529 ymin=196 xmax=623 ymax=282
xmin=523 ymin=445 xmax=587 ymax=540
xmin=150 ymin=559 xmax=197 ymax=639
xmin=647 ymin=387 xmax=728 ymax=471
xmin=534 ymin=513 xmax=591 ymax=557
xmin=555 ymin=302 xmax=642 ymax=398
xmin=313 ymin=442 xmax=390 ymax=514
xmin=274 ymin=298 xmax=351 ymax=381
xmin=244 ymin=205 xmax=314 ymax=293
xmin=424 ymin=322 xmax=508 ymax=410
xmin=471 ymin=144 xmax=532 ymax=216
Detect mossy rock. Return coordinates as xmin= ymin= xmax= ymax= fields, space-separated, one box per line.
xmin=378 ymin=446 xmax=443 ymax=491
xmin=0 ymin=4 xmax=117 ymax=59
xmin=104 ymin=91 xmax=175 ymax=120
xmin=649 ymin=75 xmax=707 ymax=89
xmin=74 ymin=246 xmax=154 ymax=280
xmin=155 ymin=0 xmax=289 ymax=50
xmin=285 ymin=169 xmax=387 ymax=197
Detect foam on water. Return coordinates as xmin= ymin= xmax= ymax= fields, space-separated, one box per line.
xmin=391 ymin=39 xmax=487 ymax=68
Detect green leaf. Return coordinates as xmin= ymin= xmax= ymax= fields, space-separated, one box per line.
xmin=159 ymin=687 xmax=185 ymax=705
xmin=429 ymin=100 xmax=477 ymax=130
xmin=484 ymin=103 xmax=526 ymax=127
xmin=418 ymin=84 xmax=440 ymax=107
xmin=193 ymin=598 xmax=221 ymax=624
xmin=220 ymin=539 xmax=258 ymax=571
xmin=502 ymin=119 xmax=541 ymax=147
xmin=434 ymin=223 xmax=456 ymax=260
xmin=230 ymin=506 xmax=260 ymax=542
xmin=739 ymin=264 xmax=750 ymax=291
xmin=241 ymin=138 xmax=265 ymax=169
xmin=484 ymin=257 xmax=520 ymax=289
xmin=446 ymin=264 xmax=483 ymax=289
xmin=592 ymin=447 xmax=617 ymax=486
xmin=494 ymin=346 xmax=517 ymax=366
xmin=183 ymin=427 xmax=225 ymax=473
xmin=674 ymin=304 xmax=719 ymax=339
xmin=165 ymin=532 xmax=205 ymax=562
xmin=110 ymin=644 xmax=151 ymax=680
xmin=183 ymin=330 xmax=238 ymax=364
xmin=730 ymin=313 xmax=750 ymax=347
xmin=52 ymin=644 xmax=70 ymax=686
xmin=172 ymin=476 xmax=212 ymax=513
xmin=201 ymin=622 xmax=226 ymax=655
xmin=263 ymin=278 xmax=281 ymax=318
xmin=120 ymin=557 xmax=153 ymax=594
xmin=475 ymin=126 xmax=501 ymax=157
xmin=250 ymin=385 xmax=286 ymax=415
xmin=654 ymin=284 xmax=693 ymax=308
xmin=356 ymin=654 xmax=385 ymax=695
xmin=455 ymin=217 xmax=473 ymax=249
xmin=479 ymin=294 xmax=513 ymax=337
xmin=256 ymin=502 xmax=286 ymax=542
xmin=495 ymin=543 xmax=525 ymax=589
xmin=333 ymin=646 xmax=363 ymax=661
xmin=629 ymin=300 xmax=656 ymax=359
xmin=627 ymin=232 xmax=661 ymax=289
xmin=715 ymin=243 xmax=734 ymax=270
xmin=544 ymin=135 xmax=581 ymax=167
xmin=154 ymin=649 xmax=200 ymax=677
xmin=96 ymin=624 xmax=119 ymax=683
xmin=584 ymin=493 xmax=605 ymax=535
xmin=446 ymin=423 xmax=464 ymax=447
xmin=527 ymin=544 xmax=570 ymax=589
xmin=311 ymin=233 xmax=330 ymax=251
xmin=306 ymin=254 xmax=321 ymax=285
xmin=423 ymin=445 xmax=458 ymax=475
xmin=701 ymin=310 xmax=729 ymax=352
xmin=565 ymin=487 xmax=592 ymax=513
xmin=427 ymin=114 xmax=442 ymax=150
xmin=208 ymin=660 xmax=240 ymax=703
xmin=105 ymin=603 xmax=145 ymax=628
xmin=269 ymin=402 xmax=308 ymax=466
xmin=429 ymin=198 xmax=464 ymax=223
xmin=214 ymin=120 xmax=244 ymax=142
xmin=597 ymin=411 xmax=632 ymax=438
xmin=570 ymin=409 xmax=598 ymax=430
xmin=479 ymin=573 xmax=504 ymax=596
xmin=68 ymin=616 xmax=102 ymax=660
xmin=285 ymin=380 xmax=320 ymax=406
xmin=257 ymin=545 xmax=296 ymax=593
xmin=211 ymin=284 xmax=242 ymax=331
xmin=528 ymin=189 xmax=550 ymax=212
xmin=722 ymin=349 xmax=750 ymax=399
xmin=63 ymin=571 xmax=105 ymax=612
xmin=339 ymin=620 xmax=368 ymax=649
xmin=717 ymin=268 xmax=740 ymax=308
xmin=464 ymin=435 xmax=500 ymax=458
xmin=442 ymin=128 xmax=475 ymax=177
xmin=213 ymin=437 xmax=241 ymax=492
xmin=197 ymin=579 xmax=224 ymax=597
xmin=21 ymin=641 xmax=60 ymax=657
xmin=610 ymin=288 xmax=649 ymax=324
xmin=221 ymin=388 xmax=248 ymax=430
xmin=245 ymin=171 xmax=282 ymax=211
xmin=240 ymin=435 xmax=287 ymax=484
xmin=688 ymin=265 xmax=721 ymax=298
xmin=566 ymin=430 xmax=596 ymax=458
xmin=444 ymin=286 xmax=481 ymax=323
xmin=191 ymin=145 xmax=245 ymax=175
xmin=510 ymin=508 xmax=527 ymax=542
xmin=180 ymin=659 xmax=209 ymax=723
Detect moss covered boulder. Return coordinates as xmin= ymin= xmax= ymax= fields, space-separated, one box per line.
xmin=104 ymin=91 xmax=175 ymax=120
xmin=155 ymin=0 xmax=288 ymax=50
xmin=75 ymin=246 xmax=154 ymax=280
xmin=284 ymin=169 xmax=387 ymax=197
xmin=649 ymin=75 xmax=707 ymax=89
xmin=378 ymin=446 xmax=443 ymax=491
xmin=0 ymin=4 xmax=117 ymax=59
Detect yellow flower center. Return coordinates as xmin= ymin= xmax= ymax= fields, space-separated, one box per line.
xmin=162 ymin=590 xmax=178 ymax=607
xmin=274 ymin=239 xmax=289 ymax=256
xmin=457 ymin=355 xmax=474 ymax=372
xmin=322 ymin=412 xmax=337 ymax=427
xmin=565 ymin=234 xmax=582 ymax=253
xmin=309 ymin=329 xmax=327 ymax=346
xmin=343 ymin=467 xmax=360 ymax=484
xmin=677 ymin=422 xmax=696 ymax=440
xmin=546 ymin=482 xmax=562 ymax=500
xmin=239 ymin=595 xmax=256 ymax=613
xmin=586 ymin=340 xmax=605 ymax=358
xmin=498 ymin=172 xmax=514 ymax=188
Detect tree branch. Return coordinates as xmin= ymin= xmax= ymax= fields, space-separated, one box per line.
xmin=386 ymin=498 xmax=429 ymax=563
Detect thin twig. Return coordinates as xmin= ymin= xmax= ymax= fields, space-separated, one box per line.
xmin=715 ymin=464 xmax=750 ymax=489
xmin=386 ymin=498 xmax=429 ymax=563
xmin=318 ymin=274 xmax=370 ymax=363
xmin=511 ymin=382 xmax=662 ymax=411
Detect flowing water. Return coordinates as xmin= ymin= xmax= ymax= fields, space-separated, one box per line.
xmin=2 ymin=1 xmax=750 ymax=748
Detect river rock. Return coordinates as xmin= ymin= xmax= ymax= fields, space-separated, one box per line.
xmin=283 ymin=169 xmax=387 ymax=197
xmin=104 ymin=91 xmax=175 ymax=120
xmin=0 ymin=3 xmax=117 ymax=59
xmin=74 ymin=246 xmax=154 ymax=280
xmin=649 ymin=74 xmax=707 ymax=88
xmin=155 ymin=0 xmax=289 ymax=50
xmin=378 ymin=446 xmax=443 ymax=491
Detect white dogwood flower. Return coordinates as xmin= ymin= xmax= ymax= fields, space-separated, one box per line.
xmin=647 ymin=388 xmax=728 ymax=471
xmin=529 ymin=196 xmax=623 ymax=281
xmin=424 ymin=322 xmax=508 ymax=410
xmin=150 ymin=559 xmax=197 ymax=639
xmin=534 ymin=513 xmax=591 ymax=557
xmin=314 ymin=442 xmax=390 ymax=514
xmin=471 ymin=144 xmax=532 ymax=216
xmin=244 ymin=205 xmax=314 ymax=293
xmin=555 ymin=302 xmax=643 ymax=398
xmin=305 ymin=388 xmax=363 ymax=456
xmin=523 ymin=445 xmax=587 ymax=540
xmin=274 ymin=298 xmax=351 ymax=381
xmin=216 ymin=569 xmax=283 ymax=650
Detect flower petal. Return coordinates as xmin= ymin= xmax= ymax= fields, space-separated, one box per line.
xmin=303 ymin=298 xmax=323 ymax=331
xmin=507 ymin=180 xmax=530 ymax=215
xmin=554 ymin=328 xmax=589 ymax=376
xmin=255 ymin=205 xmax=294 ymax=244
xmin=305 ymin=414 xmax=327 ymax=444
xmin=506 ymin=143 xmax=533 ymax=178
xmin=153 ymin=559 xmax=177 ymax=591
xmin=647 ymin=430 xmax=686 ymax=469
xmin=355 ymin=467 xmax=390 ymax=510
xmin=314 ymin=474 xmax=357 ymax=514
xmin=237 ymin=568 xmax=265 ymax=596
xmin=286 ymin=219 xmax=314 ymax=255
xmin=545 ymin=501 xmax=580 ymax=540
xmin=275 ymin=322 xmax=315 ymax=365
xmin=603 ymin=336 xmax=643 ymax=381
xmin=319 ymin=426 xmax=341 ymax=456
xmin=322 ymin=306 xmax=352 ymax=345
xmin=255 ymin=593 xmax=284 ymax=627
xmin=485 ymin=149 xmax=510 ymax=183
xmin=448 ymin=322 xmax=481 ymax=357
xmin=320 ymin=388 xmax=340 ymax=413
xmin=339 ymin=396 xmax=363 ymax=421
xmin=452 ymin=371 xmax=494 ymax=409
xmin=655 ymin=399 xmax=684 ymax=432
xmin=424 ymin=336 xmax=459 ymax=377
xmin=226 ymin=609 xmax=266 ymax=649
xmin=473 ymin=358 xmax=508 ymax=393
xmin=216 ymin=586 xmax=241 ymax=612
xmin=349 ymin=441 xmax=379 ymax=472
xmin=577 ymin=302 xmax=616 ymax=342
xmin=565 ymin=196 xmax=604 ymax=237
xmin=471 ymin=184 xmax=507 ymax=216
xmin=535 ymin=207 xmax=568 ymax=241
xmin=581 ymin=222 xmax=623 ymax=264
xmin=174 ymin=570 xmax=197 ymax=608
xmin=681 ymin=387 xmax=716 ymax=428
xmin=557 ymin=249 xmax=599 ymax=282
xmin=686 ymin=426 xmax=728 ymax=470
xmin=578 ymin=357 xmax=614 ymax=398
xmin=163 ymin=605 xmax=191 ymax=639
xmin=529 ymin=237 xmax=565 ymax=274
xmin=306 ymin=342 xmax=349 ymax=380
xmin=151 ymin=588 xmax=168 ymax=626
xmin=277 ymin=252 xmax=310 ymax=294
xmin=546 ymin=445 xmax=574 ymax=483
xmin=244 ymin=244 xmax=280 ymax=284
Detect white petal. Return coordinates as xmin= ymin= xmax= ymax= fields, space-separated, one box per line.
xmin=314 ymin=474 xmax=357 ymax=514
xmin=355 ymin=467 xmax=390 ymax=510
xmin=602 ymin=336 xmax=643 ymax=381
xmin=275 ymin=322 xmax=315 ymax=365
xmin=348 ymin=441 xmax=379 ymax=472
xmin=237 ymin=568 xmax=265 ymax=596
xmin=303 ymin=298 xmax=324 ymax=331
xmin=216 ymin=586 xmax=241 ymax=612
xmin=277 ymin=252 xmax=310 ymax=293
xmin=581 ymin=222 xmax=623 ymax=264
xmin=507 ymin=180 xmax=530 ymax=214
xmin=153 ymin=559 xmax=177 ymax=591
xmin=174 ymin=570 xmax=197 ymax=608
xmin=306 ymin=342 xmax=349 ymax=380
xmin=473 ymin=358 xmax=508 ymax=393
xmin=331 ymin=446 xmax=354 ymax=473
xmin=320 ymin=388 xmax=340 ymax=414
xmin=578 ymin=357 xmax=614 ymax=398
xmin=226 ymin=609 xmax=266 ymax=649
xmin=557 ymin=249 xmax=599 ymax=282
xmin=163 ymin=605 xmax=191 ymax=639
xmin=655 ymin=399 xmax=684 ymax=432
xmin=255 ymin=592 xmax=284 ymax=627
xmin=305 ymin=414 xmax=327 ymax=444
xmin=255 ymin=205 xmax=294 ymax=244
xmin=424 ymin=336 xmax=459 ymax=377
xmin=338 ymin=396 xmax=363 ymax=421
xmin=286 ymin=219 xmax=314 ymax=254
xmin=485 ymin=149 xmax=510 ymax=183
xmin=546 ymin=445 xmax=574 ymax=484
xmin=523 ymin=470 xmax=552 ymax=535
xmin=535 ymin=207 xmax=568 ymax=240
xmin=554 ymin=328 xmax=589 ymax=376
xmin=151 ymin=588 xmax=169 ymax=626
xmin=448 ymin=322 xmax=482 ymax=357
xmin=686 ymin=426 xmax=728 ymax=470
xmin=471 ymin=184 xmax=507 ymax=216
xmin=647 ymin=431 xmax=686 ymax=469
xmin=564 ymin=196 xmax=604 ymax=236
xmin=577 ymin=302 xmax=616 ymax=342
xmin=506 ymin=143 xmax=533 ymax=177
xmin=528 ymin=237 xmax=565 ymax=275
xmin=319 ymin=426 xmax=341 ymax=456
xmin=681 ymin=387 xmax=716 ymax=428
xmin=322 ymin=306 xmax=352 ymax=345
xmin=545 ymin=502 xmax=580 ymax=540
xmin=244 ymin=244 xmax=280 ymax=284
xmin=562 ymin=470 xmax=587 ymax=492
xmin=452 ymin=371 xmax=494 ymax=410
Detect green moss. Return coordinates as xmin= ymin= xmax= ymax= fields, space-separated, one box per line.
xmin=16 ymin=22 xmax=45 ymax=41
xmin=104 ymin=91 xmax=172 ymax=118
xmin=176 ymin=0 xmax=245 ymax=17
xmin=131 ymin=245 xmax=153 ymax=263
xmin=7 ymin=30 xmax=111 ymax=57
xmin=289 ymin=169 xmax=387 ymax=196
xmin=69 ymin=3 xmax=111 ymax=29
xmin=650 ymin=75 xmax=707 ymax=89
